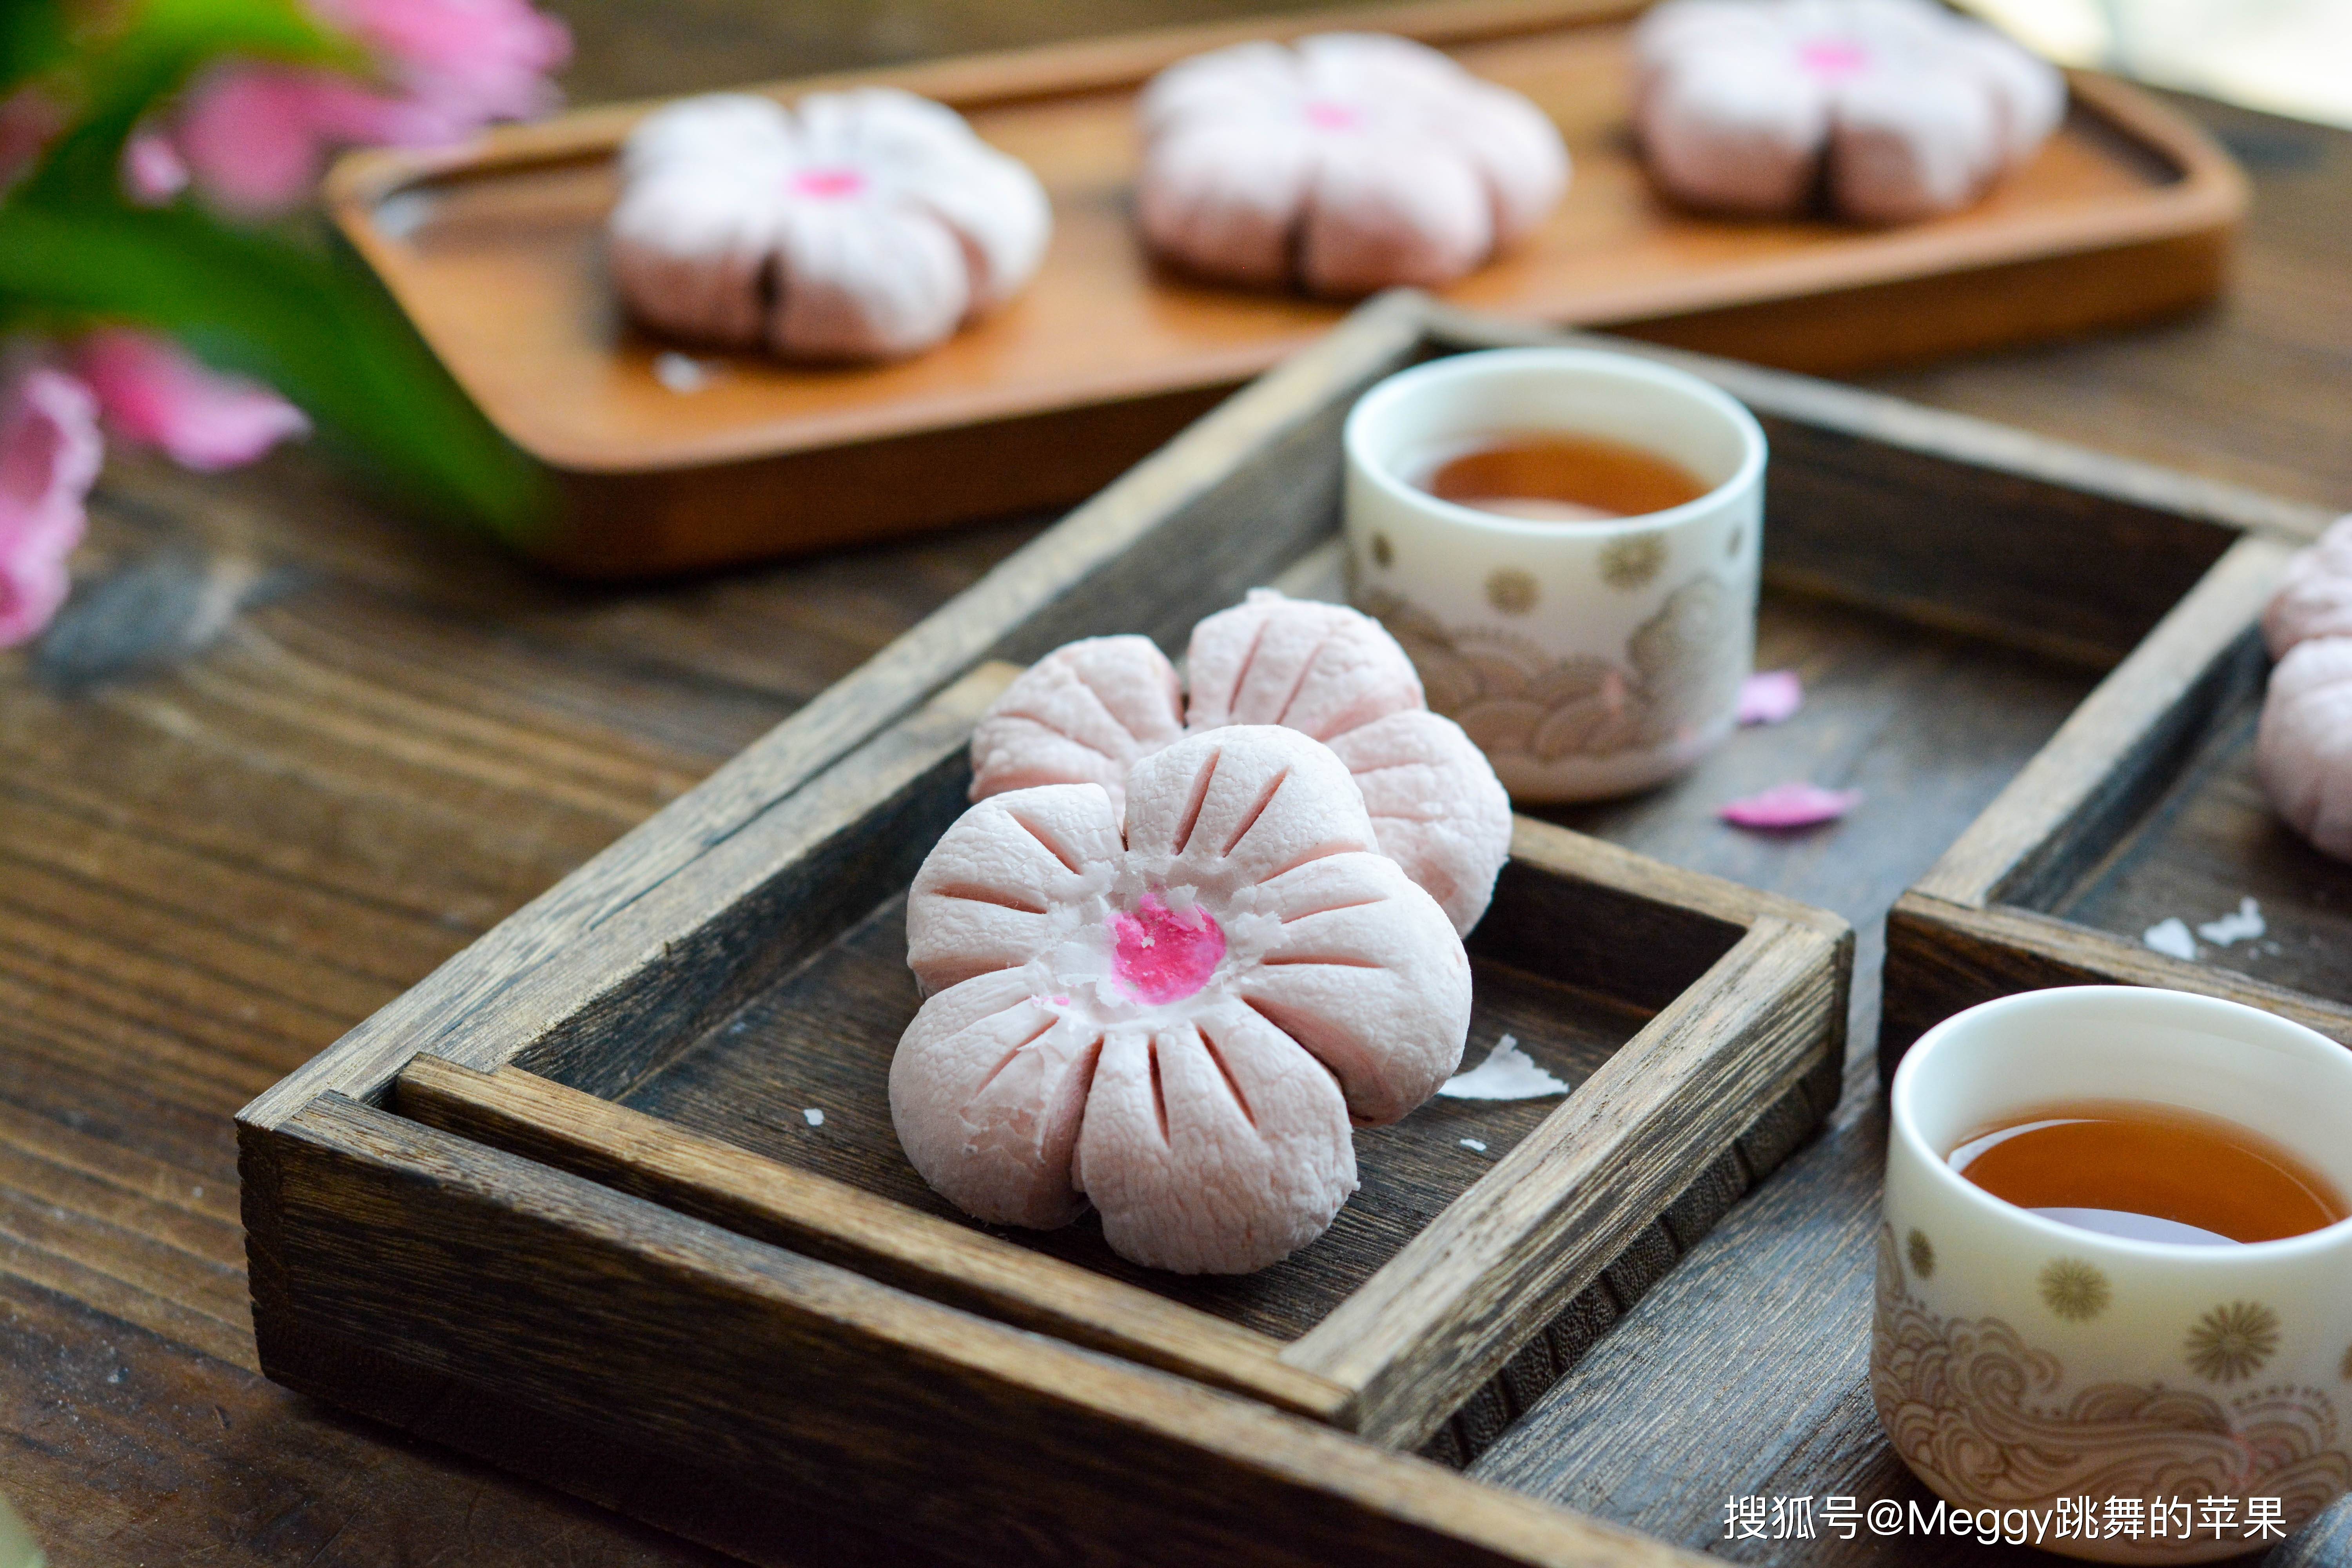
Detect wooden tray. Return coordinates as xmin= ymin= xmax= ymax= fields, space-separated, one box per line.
xmin=240 ymin=295 xmax=2343 ymax=1564
xmin=240 ymin=654 xmax=1851 ymax=1562
xmin=327 ymin=0 xmax=2246 ymax=577
xmin=1882 ymin=522 xmax=2350 ymax=1078
xmin=390 ymin=662 xmax=1848 ymax=1456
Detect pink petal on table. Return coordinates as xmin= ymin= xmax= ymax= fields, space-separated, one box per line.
xmin=76 ymin=330 xmax=309 ymax=472
xmin=1737 ymin=669 xmax=1803 ymax=725
xmin=0 ymin=367 xmax=104 ymax=648
xmin=1719 ymin=782 xmax=1860 ymax=831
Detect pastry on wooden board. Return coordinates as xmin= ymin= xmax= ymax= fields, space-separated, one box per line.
xmin=1135 ymin=32 xmax=1570 ymax=296
xmin=2259 ymin=517 xmax=2352 ymax=861
xmin=968 ymin=590 xmax=1514 ymax=935
xmin=608 ymin=88 xmax=1050 ymax=361
xmin=1632 ymin=0 xmax=2065 ymax=223
xmin=891 ymin=726 xmax=1472 ymax=1274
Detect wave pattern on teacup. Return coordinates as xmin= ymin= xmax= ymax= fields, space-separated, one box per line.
xmin=1363 ymin=573 xmax=1743 ymax=762
xmin=1871 ymin=1226 xmax=2352 ymax=1550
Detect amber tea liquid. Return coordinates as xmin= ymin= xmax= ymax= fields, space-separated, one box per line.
xmin=1415 ymin=430 xmax=1709 ymax=524
xmin=1949 ymin=1098 xmax=2348 ymax=1245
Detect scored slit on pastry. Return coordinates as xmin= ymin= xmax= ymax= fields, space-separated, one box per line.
xmin=893 ymin=726 xmax=1471 ymax=1273
xmin=969 ymin=590 xmax=1514 ymax=935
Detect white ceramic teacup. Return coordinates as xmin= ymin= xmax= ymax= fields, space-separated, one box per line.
xmin=1879 ymin=987 xmax=2352 ymax=1563
xmin=1343 ymin=347 xmax=1767 ymax=802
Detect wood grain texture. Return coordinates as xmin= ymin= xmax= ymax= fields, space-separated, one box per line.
xmin=327 ymin=0 xmax=2243 ymax=573
xmin=1882 ymin=891 xmax=2352 ymax=1060
xmin=1911 ymin=532 xmax=2296 ymax=909
xmin=2053 ymin=687 xmax=2352 ymax=1009
xmin=1881 ymin=526 xmax=2352 ymax=1078
xmin=255 ymin=1091 xmax=1705 ymax=1568
xmin=391 ymin=1054 xmax=1351 ymax=1422
xmin=440 ymin=664 xmax=1850 ymax=1456
xmin=5 ymin=20 xmax=2352 ymax=1563
xmin=237 ymin=240 xmax=2283 ymax=1564
xmin=236 ymin=291 xmax=1427 ymax=1132
xmin=1287 ymin=919 xmax=1846 ymax=1450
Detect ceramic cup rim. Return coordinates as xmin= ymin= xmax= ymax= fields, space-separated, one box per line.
xmin=1341 ymin=345 xmax=1769 ymax=541
xmin=1890 ymin=984 xmax=2352 ymax=1265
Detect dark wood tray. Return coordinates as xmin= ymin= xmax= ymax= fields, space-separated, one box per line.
xmin=240 ymin=294 xmax=2330 ymax=1565
xmin=386 ymin=661 xmax=1849 ymax=1457
xmin=325 ymin=0 xmax=2244 ymax=576
xmin=1882 ymin=521 xmax=2347 ymax=1076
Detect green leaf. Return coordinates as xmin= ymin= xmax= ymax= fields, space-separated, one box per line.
xmin=0 ymin=197 xmax=553 ymax=541
xmin=0 ymin=2 xmax=69 ymax=93
xmin=22 ymin=0 xmax=365 ymax=205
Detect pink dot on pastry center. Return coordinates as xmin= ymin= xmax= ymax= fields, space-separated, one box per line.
xmin=1797 ymin=39 xmax=1871 ymax=78
xmin=1304 ymin=100 xmax=1363 ymax=131
xmin=789 ymin=166 xmax=866 ymax=199
xmin=1110 ymin=891 xmax=1227 ymax=1005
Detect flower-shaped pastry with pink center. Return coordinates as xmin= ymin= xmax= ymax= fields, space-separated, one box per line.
xmin=1633 ymin=0 xmax=2064 ymax=224
xmin=2259 ymin=517 xmax=2352 ymax=862
xmin=894 ymin=726 xmax=1471 ymax=1273
xmin=969 ymin=590 xmax=1514 ymax=935
xmin=1136 ymin=32 xmax=1569 ymax=296
xmin=609 ymin=89 xmax=1051 ymax=361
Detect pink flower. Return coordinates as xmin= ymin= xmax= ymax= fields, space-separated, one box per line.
xmin=0 ymin=368 xmax=103 ymax=648
xmin=1719 ymin=781 xmax=1861 ymax=830
xmin=75 ymin=330 xmax=309 ymax=472
xmin=1736 ymin=669 xmax=1805 ymax=726
xmin=0 ymin=87 xmax=63 ymax=188
xmin=122 ymin=130 xmax=192 ymax=205
xmin=319 ymin=0 xmax=570 ymax=129
xmin=169 ymin=0 xmax=570 ymax=212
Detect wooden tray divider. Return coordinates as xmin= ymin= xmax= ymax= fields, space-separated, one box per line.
xmin=238 ymin=294 xmax=1429 ymax=1132
xmin=252 ymin=1088 xmax=1709 ymax=1568
xmin=1881 ymin=511 xmax=2352 ymax=1073
xmin=242 ymin=296 xmax=2352 ymax=1563
xmin=376 ymin=661 xmax=1851 ymax=1460
xmin=392 ymin=1052 xmax=1355 ymax=1422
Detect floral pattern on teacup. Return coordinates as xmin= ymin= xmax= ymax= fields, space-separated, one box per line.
xmin=1871 ymin=1225 xmax=2351 ymax=1557
xmin=1361 ymin=571 xmax=1743 ymax=763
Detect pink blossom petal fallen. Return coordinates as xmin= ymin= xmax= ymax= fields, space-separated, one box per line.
xmin=0 ymin=367 xmax=104 ymax=648
xmin=1737 ymin=669 xmax=1803 ymax=725
xmin=76 ymin=330 xmax=309 ymax=472
xmin=1719 ymin=782 xmax=1860 ymax=830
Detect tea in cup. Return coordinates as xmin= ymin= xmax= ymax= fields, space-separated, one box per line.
xmin=1878 ymin=986 xmax=2352 ymax=1563
xmin=1343 ymin=347 xmax=1767 ymax=802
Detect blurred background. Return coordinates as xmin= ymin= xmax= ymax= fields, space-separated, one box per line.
xmin=543 ymin=0 xmax=2352 ymax=127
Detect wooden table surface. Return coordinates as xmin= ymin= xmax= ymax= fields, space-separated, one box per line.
xmin=4 ymin=4 xmax=2351 ymax=1564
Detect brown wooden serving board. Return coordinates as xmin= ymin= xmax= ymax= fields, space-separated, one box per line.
xmin=326 ymin=0 xmax=2245 ymax=576
xmin=241 ymin=294 xmax=2340 ymax=1565
xmin=1881 ymin=524 xmax=2352 ymax=1076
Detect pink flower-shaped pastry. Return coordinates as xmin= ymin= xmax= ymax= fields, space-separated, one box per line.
xmin=2259 ymin=640 xmax=2352 ymax=861
xmin=2259 ymin=518 xmax=2352 ymax=862
xmin=969 ymin=590 xmax=1514 ymax=934
xmin=1136 ymin=32 xmax=1568 ymax=296
xmin=610 ymin=89 xmax=1051 ymax=361
xmin=893 ymin=726 xmax=1472 ymax=1272
xmin=2264 ymin=516 xmax=2352 ymax=658
xmin=1633 ymin=0 xmax=2064 ymax=223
